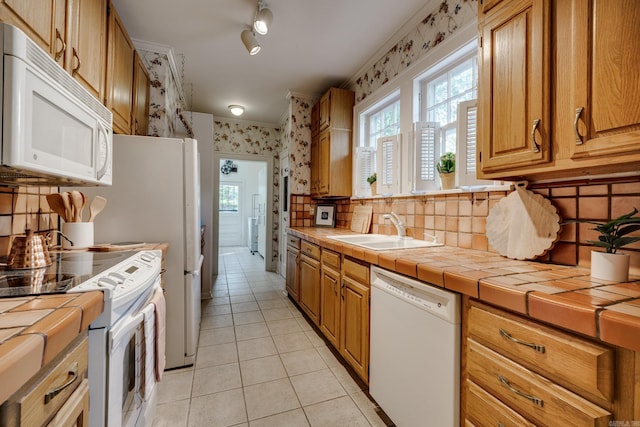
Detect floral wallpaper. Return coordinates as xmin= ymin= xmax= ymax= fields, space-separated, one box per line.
xmin=288 ymin=96 xmax=313 ymax=194
xmin=138 ymin=50 xmax=189 ymax=137
xmin=213 ymin=119 xmax=281 ymax=266
xmin=352 ymin=0 xmax=478 ymax=102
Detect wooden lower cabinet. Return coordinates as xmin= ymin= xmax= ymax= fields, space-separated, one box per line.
xmin=0 ymin=335 xmax=89 ymax=427
xmin=320 ymin=250 xmax=341 ymax=349
xmin=340 ymin=258 xmax=370 ymax=383
xmin=285 ymin=246 xmax=300 ymax=302
xmin=462 ymin=298 xmax=640 ymax=426
xmin=299 ymin=252 xmax=320 ymax=326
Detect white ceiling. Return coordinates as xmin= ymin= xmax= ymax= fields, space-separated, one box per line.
xmin=111 ymin=0 xmax=435 ymax=125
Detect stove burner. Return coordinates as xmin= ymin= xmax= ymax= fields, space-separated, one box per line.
xmin=0 ymin=250 xmax=139 ymax=298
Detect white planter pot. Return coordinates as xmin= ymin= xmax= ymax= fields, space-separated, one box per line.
xmin=591 ymin=250 xmax=630 ymax=282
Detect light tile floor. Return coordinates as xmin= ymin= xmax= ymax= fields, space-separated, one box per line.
xmin=153 ymin=246 xmax=388 ymax=427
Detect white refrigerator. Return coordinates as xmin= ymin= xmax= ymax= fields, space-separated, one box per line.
xmin=77 ymin=135 xmax=203 ymax=369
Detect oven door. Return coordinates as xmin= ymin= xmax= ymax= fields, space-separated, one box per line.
xmin=107 ymin=303 xmax=148 ymax=427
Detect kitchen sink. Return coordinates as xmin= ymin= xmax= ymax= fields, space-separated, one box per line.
xmin=326 ymin=234 xmax=443 ymax=251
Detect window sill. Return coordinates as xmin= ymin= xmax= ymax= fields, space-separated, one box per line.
xmin=352 ymin=184 xmax=513 ymax=200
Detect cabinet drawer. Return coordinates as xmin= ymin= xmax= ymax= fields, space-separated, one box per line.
xmin=467 ymin=302 xmax=614 ymax=402
xmin=300 ymin=240 xmax=320 ymax=260
xmin=467 ymin=339 xmax=611 ymax=427
xmin=287 ymin=235 xmax=300 ymax=249
xmin=321 ymin=249 xmax=340 ymax=271
xmin=1 ymin=335 xmax=88 ymax=427
xmin=343 ymin=258 xmax=369 ymax=284
xmin=465 ymin=380 xmax=535 ymax=427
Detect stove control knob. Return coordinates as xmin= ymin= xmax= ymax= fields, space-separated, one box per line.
xmin=141 ymin=253 xmax=155 ymax=262
xmin=97 ymin=277 xmax=117 ymax=288
xmin=109 ymin=272 xmax=126 ymax=283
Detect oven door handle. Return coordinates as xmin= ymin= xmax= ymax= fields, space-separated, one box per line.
xmin=109 ymin=310 xmax=146 ymax=348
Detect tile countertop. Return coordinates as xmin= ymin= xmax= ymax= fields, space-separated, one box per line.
xmin=0 ymin=242 xmax=169 ymax=405
xmin=289 ymin=227 xmax=640 ymax=353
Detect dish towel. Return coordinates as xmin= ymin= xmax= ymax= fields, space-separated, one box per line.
xmin=151 ymin=286 xmax=166 ymax=381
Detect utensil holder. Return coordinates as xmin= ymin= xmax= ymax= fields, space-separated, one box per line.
xmin=61 ymin=222 xmax=94 ymax=249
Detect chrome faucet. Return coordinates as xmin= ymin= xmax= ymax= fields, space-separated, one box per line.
xmin=383 ymin=212 xmax=406 ymax=237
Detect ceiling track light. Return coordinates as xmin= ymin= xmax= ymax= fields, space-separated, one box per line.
xmin=228 ymin=105 xmax=245 ymax=116
xmin=240 ymin=29 xmax=261 ymax=55
xmin=253 ymin=2 xmax=273 ymax=35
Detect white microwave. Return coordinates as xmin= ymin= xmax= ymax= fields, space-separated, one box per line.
xmin=0 ymin=23 xmax=112 ymax=186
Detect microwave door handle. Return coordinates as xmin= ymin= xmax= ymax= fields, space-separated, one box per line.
xmin=96 ymin=120 xmax=110 ymax=180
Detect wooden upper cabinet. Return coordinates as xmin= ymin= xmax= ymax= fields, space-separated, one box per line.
xmin=477 ymin=0 xmax=551 ymax=175
xmin=105 ymin=1 xmax=134 ymax=134
xmin=67 ymin=0 xmax=107 ymax=101
xmin=132 ymin=51 xmax=150 ymax=135
xmin=570 ymin=0 xmax=640 ymax=159
xmin=310 ymin=87 xmax=354 ymax=197
xmin=0 ymin=0 xmax=59 ymax=56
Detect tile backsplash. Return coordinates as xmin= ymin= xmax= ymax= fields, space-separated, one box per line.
xmin=290 ymin=175 xmax=640 ymax=275
xmin=0 ymin=186 xmax=59 ymax=257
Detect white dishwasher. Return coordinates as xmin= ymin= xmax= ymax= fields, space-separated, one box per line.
xmin=370 ymin=266 xmax=461 ymax=427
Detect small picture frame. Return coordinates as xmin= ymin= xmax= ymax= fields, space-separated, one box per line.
xmin=314 ymin=204 xmax=336 ymax=227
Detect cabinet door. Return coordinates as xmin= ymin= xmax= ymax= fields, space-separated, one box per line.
xmin=105 ymin=1 xmax=134 ymax=134
xmin=132 ymin=51 xmax=150 ymax=135
xmin=571 ymin=0 xmax=640 ymax=159
xmin=310 ymin=134 xmax=319 ymax=196
xmin=299 ymin=254 xmax=320 ymax=325
xmin=0 ymin=0 xmax=60 ymax=57
xmin=320 ymin=266 xmax=340 ymax=348
xmin=318 ymin=130 xmax=330 ymax=195
xmin=478 ymin=0 xmax=550 ymax=174
xmin=67 ymin=0 xmax=107 ymax=101
xmin=285 ymin=247 xmax=299 ymax=302
xmin=319 ymin=91 xmax=330 ymax=131
xmin=340 ymin=275 xmax=369 ymax=383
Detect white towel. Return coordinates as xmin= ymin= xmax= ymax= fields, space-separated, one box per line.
xmin=150 ymin=286 xmax=166 ymax=381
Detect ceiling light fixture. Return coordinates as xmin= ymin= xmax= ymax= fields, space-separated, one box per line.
xmin=228 ymin=105 xmax=245 ymax=116
xmin=240 ymin=29 xmax=261 ymax=55
xmin=253 ymin=2 xmax=273 ymax=35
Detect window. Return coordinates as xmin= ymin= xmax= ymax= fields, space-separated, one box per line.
xmin=364 ymin=96 xmax=401 ymax=148
xmin=421 ymin=55 xmax=478 ymax=153
xmin=355 ymin=92 xmax=401 ymax=196
xmin=219 ymin=184 xmax=239 ymax=211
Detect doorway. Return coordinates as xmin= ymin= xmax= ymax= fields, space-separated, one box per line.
xmin=212 ymin=152 xmax=274 ymax=273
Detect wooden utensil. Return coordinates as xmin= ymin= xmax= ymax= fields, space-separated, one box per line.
xmin=351 ymin=205 xmax=373 ymax=233
xmin=46 ymin=194 xmax=68 ymax=222
xmin=88 ymin=196 xmax=107 ymax=222
xmin=61 ymin=192 xmax=73 ymax=222
xmin=70 ymin=191 xmax=84 ymax=222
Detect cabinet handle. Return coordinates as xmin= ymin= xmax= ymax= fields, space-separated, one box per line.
xmin=44 ymin=362 xmax=79 ymax=404
xmin=574 ymin=107 xmax=584 ymax=145
xmin=72 ymin=48 xmax=81 ymax=76
xmin=499 ymin=328 xmax=545 ymax=353
xmin=498 ymin=375 xmax=543 ymax=407
xmin=530 ymin=119 xmax=541 ymax=153
xmin=54 ymin=28 xmax=66 ymax=61
xmin=341 ymin=281 xmax=345 ymax=300
xmin=328 ymin=275 xmax=337 ymax=294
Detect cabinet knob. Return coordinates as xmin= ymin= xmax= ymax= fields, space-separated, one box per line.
xmin=498 ymin=375 xmax=543 ymax=407
xmin=574 ymin=107 xmax=584 ymax=145
xmin=44 ymin=362 xmax=79 ymax=404
xmin=499 ymin=328 xmax=545 ymax=353
xmin=72 ymin=48 xmax=81 ymax=76
xmin=530 ymin=119 xmax=541 ymax=153
xmin=54 ymin=28 xmax=66 ymax=62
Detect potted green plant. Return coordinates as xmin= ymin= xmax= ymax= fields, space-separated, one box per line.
xmin=367 ymin=173 xmax=377 ymax=196
xmin=580 ymin=208 xmax=640 ymax=281
xmin=436 ymin=152 xmax=455 ymax=190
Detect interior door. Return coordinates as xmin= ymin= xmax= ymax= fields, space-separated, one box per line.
xmin=218 ymin=180 xmax=244 ymax=246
